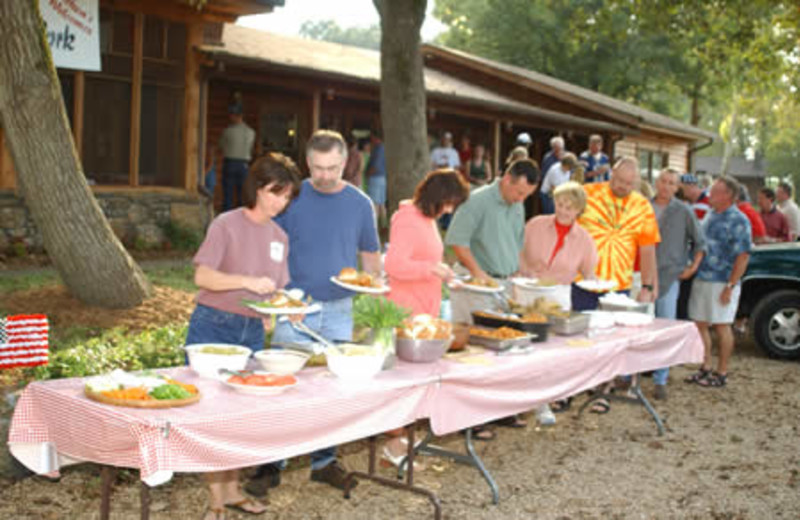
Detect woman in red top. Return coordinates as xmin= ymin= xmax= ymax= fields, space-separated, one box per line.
xmin=520 ymin=181 xmax=598 ymax=284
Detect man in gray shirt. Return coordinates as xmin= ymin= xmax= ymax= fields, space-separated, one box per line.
xmin=218 ymin=103 xmax=255 ymax=211
xmin=650 ymin=168 xmax=704 ymax=400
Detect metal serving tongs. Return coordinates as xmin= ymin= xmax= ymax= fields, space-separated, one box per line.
xmin=490 ymin=290 xmax=513 ymax=314
xmin=289 ymin=320 xmax=345 ymax=355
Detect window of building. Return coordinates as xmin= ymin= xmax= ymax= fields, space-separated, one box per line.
xmin=65 ymin=7 xmax=187 ymax=187
xmin=260 ymin=112 xmax=299 ymax=160
xmin=139 ymin=18 xmax=186 ymax=187
xmin=638 ymin=149 xmax=669 ymax=183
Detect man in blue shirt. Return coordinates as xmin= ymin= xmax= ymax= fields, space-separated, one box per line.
xmin=579 ymin=134 xmax=610 ymax=183
xmin=686 ymin=177 xmax=751 ymax=389
xmin=246 ymin=130 xmax=380 ymax=497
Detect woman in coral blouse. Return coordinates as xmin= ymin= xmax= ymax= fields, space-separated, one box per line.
xmin=385 ymin=169 xmax=471 ymax=317
xmin=520 ymin=181 xmax=598 ymax=284
xmin=382 ymin=169 xmax=469 ymax=465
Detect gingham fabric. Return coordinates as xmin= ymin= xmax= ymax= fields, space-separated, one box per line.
xmin=8 ymin=320 xmax=702 ymax=483
xmin=0 ymin=314 xmax=49 ymax=369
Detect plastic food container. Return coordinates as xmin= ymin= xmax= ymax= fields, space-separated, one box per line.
xmin=253 ymin=349 xmax=310 ymax=375
xmin=325 ymin=344 xmax=385 ymax=382
xmin=184 ymin=344 xmax=252 ymax=379
xmin=395 ymin=336 xmax=453 ymax=363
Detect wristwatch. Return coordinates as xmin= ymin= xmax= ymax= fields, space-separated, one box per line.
xmin=642 ymin=284 xmax=654 ymax=291
xmin=725 ymin=281 xmax=737 ymax=290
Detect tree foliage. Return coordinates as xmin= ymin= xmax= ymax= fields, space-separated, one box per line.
xmin=433 ymin=0 xmax=799 ymax=179
xmin=299 ymin=19 xmax=381 ymax=50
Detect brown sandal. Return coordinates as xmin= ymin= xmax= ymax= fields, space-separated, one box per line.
xmin=225 ymin=497 xmax=267 ymax=516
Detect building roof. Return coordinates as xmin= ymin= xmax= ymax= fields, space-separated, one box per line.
xmin=421 ymin=44 xmax=717 ymax=142
xmin=202 ymin=25 xmax=634 ymax=134
xmin=694 ymin=156 xmax=769 ymax=179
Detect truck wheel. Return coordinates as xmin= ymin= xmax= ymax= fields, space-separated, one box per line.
xmin=751 ymin=290 xmax=800 ymax=360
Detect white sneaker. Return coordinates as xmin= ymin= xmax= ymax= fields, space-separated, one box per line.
xmin=536 ymin=403 xmax=556 ymax=426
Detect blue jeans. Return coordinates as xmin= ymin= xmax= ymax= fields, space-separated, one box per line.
xmin=272 ymin=297 xmax=354 ymax=344
xmin=270 ymin=297 xmax=353 ymax=470
xmin=366 ymin=175 xmax=387 ymax=206
xmin=185 ymin=304 xmax=265 ymax=352
xmin=222 ymin=158 xmax=249 ymax=211
xmin=540 ymin=192 xmax=554 ymax=214
xmin=652 ymin=280 xmax=679 ymax=386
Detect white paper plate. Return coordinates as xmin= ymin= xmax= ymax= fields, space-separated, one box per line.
xmin=576 ymin=279 xmax=618 ymax=293
xmin=220 ymin=371 xmax=298 ymax=395
xmin=330 ymin=276 xmax=390 ymax=294
xmin=510 ymin=277 xmax=557 ymax=291
xmin=613 ymin=311 xmax=654 ymax=327
xmin=246 ymin=302 xmax=322 ymax=315
xmin=452 ymin=280 xmax=505 ymax=294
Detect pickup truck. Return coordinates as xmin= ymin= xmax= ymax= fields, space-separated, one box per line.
xmin=739 ymin=242 xmax=800 ymax=359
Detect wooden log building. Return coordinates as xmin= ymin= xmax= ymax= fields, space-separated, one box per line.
xmin=0 ymin=1 xmax=716 ymax=252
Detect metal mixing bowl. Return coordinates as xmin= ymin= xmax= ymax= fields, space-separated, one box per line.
xmin=395 ymin=336 xmax=453 ymax=363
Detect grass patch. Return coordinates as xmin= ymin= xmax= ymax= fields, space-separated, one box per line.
xmin=0 ymin=271 xmax=59 ymax=295
xmin=144 ymin=264 xmax=195 ymax=292
xmin=0 ymin=262 xmax=195 ymax=297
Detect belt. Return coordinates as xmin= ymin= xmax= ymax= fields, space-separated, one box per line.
xmin=486 ymin=272 xmax=511 ymax=280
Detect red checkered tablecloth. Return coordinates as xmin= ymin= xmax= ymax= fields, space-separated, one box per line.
xmin=8 ymin=319 xmax=703 ymax=484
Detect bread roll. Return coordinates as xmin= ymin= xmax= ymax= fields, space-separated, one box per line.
xmin=339 ymin=267 xmax=359 ymax=282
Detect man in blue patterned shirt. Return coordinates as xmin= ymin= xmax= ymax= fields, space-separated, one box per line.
xmin=686 ymin=177 xmax=751 ymax=388
xmin=579 ymin=134 xmax=610 ymax=183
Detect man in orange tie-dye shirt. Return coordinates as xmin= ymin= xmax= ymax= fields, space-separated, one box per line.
xmin=578 ymin=157 xmax=660 ymax=308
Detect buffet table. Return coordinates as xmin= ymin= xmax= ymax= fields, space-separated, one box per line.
xmin=7 ymin=319 xmax=703 ymax=520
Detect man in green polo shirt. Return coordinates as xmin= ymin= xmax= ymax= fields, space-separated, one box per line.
xmin=445 ymin=158 xmax=540 ymax=322
xmin=446 ymin=158 xmax=542 ymax=432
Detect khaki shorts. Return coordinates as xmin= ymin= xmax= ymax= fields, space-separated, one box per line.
xmin=688 ymin=279 xmax=741 ymax=324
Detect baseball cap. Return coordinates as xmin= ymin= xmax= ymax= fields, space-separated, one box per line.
xmin=517 ymin=132 xmax=532 ymax=144
xmin=680 ymin=174 xmax=698 ymax=185
xmin=443 ymin=131 xmax=453 ymax=139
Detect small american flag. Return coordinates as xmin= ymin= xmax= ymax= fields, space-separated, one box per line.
xmin=0 ymin=314 xmax=49 ymax=369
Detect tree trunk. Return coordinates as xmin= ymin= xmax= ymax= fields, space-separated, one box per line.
xmin=374 ymin=0 xmax=429 ymax=215
xmin=719 ymin=93 xmax=740 ymax=178
xmin=0 ymin=1 xmax=151 ymax=308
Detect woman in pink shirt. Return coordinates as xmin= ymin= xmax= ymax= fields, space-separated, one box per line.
xmin=188 ymin=154 xmax=301 ymax=520
xmin=520 ymin=181 xmax=598 ymax=284
xmin=385 ymin=169 xmax=470 ymax=316
xmin=382 ymin=169 xmax=469 ymax=466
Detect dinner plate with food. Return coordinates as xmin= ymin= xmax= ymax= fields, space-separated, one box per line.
xmin=84 ymin=369 xmax=201 ymax=408
xmin=243 ymin=289 xmax=321 ymax=315
xmin=330 ymin=267 xmax=389 ymax=294
xmin=221 ymin=371 xmax=299 ymax=396
xmin=452 ymin=276 xmax=505 ymax=294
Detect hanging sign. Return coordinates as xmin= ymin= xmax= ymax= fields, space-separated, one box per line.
xmin=40 ymin=0 xmax=101 ymax=71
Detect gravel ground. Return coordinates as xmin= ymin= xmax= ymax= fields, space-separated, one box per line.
xmin=0 ymin=336 xmax=798 ymax=520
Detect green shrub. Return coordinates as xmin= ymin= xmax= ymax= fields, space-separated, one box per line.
xmin=161 ymin=221 xmax=203 ymax=252
xmin=28 ymin=324 xmax=187 ymax=382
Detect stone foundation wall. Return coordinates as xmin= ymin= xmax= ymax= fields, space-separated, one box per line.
xmin=0 ymin=190 xmax=212 ymax=255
